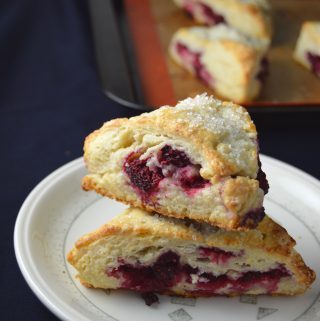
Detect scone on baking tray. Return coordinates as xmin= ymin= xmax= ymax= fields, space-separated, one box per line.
xmin=173 ymin=0 xmax=272 ymax=42
xmin=82 ymin=94 xmax=269 ymax=231
xmin=294 ymin=21 xmax=320 ymax=78
xmin=169 ymin=25 xmax=269 ymax=103
xmin=67 ymin=207 xmax=315 ymax=299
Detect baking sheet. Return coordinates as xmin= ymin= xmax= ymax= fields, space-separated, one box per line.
xmin=125 ymin=0 xmax=320 ymax=108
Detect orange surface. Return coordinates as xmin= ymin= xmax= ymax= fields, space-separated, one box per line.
xmin=124 ymin=0 xmax=176 ymax=107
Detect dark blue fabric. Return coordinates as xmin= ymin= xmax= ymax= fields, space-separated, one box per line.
xmin=1 ymin=1 xmax=138 ymax=320
xmin=1 ymin=1 xmax=319 ymax=320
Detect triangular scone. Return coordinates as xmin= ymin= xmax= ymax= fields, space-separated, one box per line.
xmin=67 ymin=208 xmax=315 ymax=298
xmin=169 ymin=25 xmax=269 ymax=103
xmin=82 ymin=94 xmax=268 ymax=230
xmin=294 ymin=21 xmax=320 ymax=78
xmin=173 ymin=0 xmax=272 ymax=42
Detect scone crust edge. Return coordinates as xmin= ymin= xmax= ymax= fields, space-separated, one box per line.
xmin=67 ymin=208 xmax=315 ymax=293
xmin=84 ymin=100 xmax=258 ymax=179
xmin=82 ymin=175 xmax=262 ymax=231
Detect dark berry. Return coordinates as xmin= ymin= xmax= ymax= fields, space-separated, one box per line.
xmin=180 ymin=171 xmax=209 ymax=189
xmin=175 ymin=43 xmax=213 ymax=85
xmin=109 ymin=251 xmax=183 ymax=292
xmin=123 ymin=156 xmax=163 ymax=194
xmin=307 ymin=52 xmax=320 ymax=76
xmin=256 ymin=57 xmax=269 ymax=83
xmin=199 ymin=3 xmax=226 ymax=25
xmin=239 ymin=207 xmax=266 ymax=228
xmin=158 ymin=145 xmax=191 ymax=167
xmin=257 ymin=158 xmax=269 ymax=194
xmin=141 ymin=292 xmax=159 ymax=306
xmin=108 ymin=250 xmax=290 ymax=296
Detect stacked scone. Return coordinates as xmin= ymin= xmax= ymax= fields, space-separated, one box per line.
xmin=68 ymin=94 xmax=315 ymax=304
xmin=170 ymin=0 xmax=273 ymax=103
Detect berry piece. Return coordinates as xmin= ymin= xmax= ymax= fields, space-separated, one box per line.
xmin=307 ymin=52 xmax=320 ymax=76
xmin=123 ymin=154 xmax=164 ymax=195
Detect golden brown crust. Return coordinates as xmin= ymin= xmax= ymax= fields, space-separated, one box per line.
xmin=84 ymin=96 xmax=258 ymax=178
xmin=82 ymin=176 xmax=256 ymax=231
xmin=71 ymin=206 xmax=291 ymax=257
xmin=68 ymin=207 xmax=315 ymax=294
xmin=71 ymin=285 xmax=310 ymax=298
xmin=219 ymin=39 xmax=261 ymax=82
xmin=302 ymin=21 xmax=320 ymax=46
xmin=289 ymin=250 xmax=316 ymax=290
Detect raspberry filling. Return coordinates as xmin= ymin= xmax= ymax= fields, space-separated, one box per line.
xmin=123 ymin=145 xmax=210 ymax=201
xmin=256 ymin=57 xmax=269 ymax=83
xmin=175 ymin=42 xmax=214 ymax=86
xmin=192 ymin=265 xmax=290 ymax=295
xmin=183 ymin=1 xmax=226 ymax=25
xmin=257 ymin=158 xmax=269 ymax=194
xmin=239 ymin=207 xmax=266 ymax=228
xmin=108 ymin=251 xmax=290 ymax=295
xmin=307 ymin=52 xmax=320 ymax=76
xmin=198 ymin=247 xmax=241 ymax=265
xmin=158 ymin=145 xmax=190 ymax=167
xmin=123 ymin=153 xmax=164 ymax=199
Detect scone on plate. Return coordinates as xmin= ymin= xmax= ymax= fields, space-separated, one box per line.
xmin=82 ymin=94 xmax=268 ymax=231
xmin=169 ymin=25 xmax=269 ymax=103
xmin=67 ymin=207 xmax=315 ymax=299
xmin=294 ymin=21 xmax=320 ymax=78
xmin=173 ymin=0 xmax=272 ymax=42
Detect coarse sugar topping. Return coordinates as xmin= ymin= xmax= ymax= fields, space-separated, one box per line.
xmin=174 ymin=94 xmax=257 ymax=175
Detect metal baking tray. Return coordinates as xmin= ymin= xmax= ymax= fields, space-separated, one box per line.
xmin=88 ymin=0 xmax=320 ymax=112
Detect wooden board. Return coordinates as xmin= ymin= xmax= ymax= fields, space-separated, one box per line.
xmin=124 ymin=0 xmax=320 ymax=108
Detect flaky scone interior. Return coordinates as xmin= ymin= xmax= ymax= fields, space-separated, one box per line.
xmin=67 ymin=208 xmax=315 ymax=298
xmin=82 ymin=94 xmax=268 ymax=231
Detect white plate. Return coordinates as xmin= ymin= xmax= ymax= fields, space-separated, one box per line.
xmin=14 ymin=155 xmax=320 ymax=321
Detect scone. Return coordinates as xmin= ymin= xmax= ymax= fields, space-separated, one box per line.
xmin=173 ymin=0 xmax=272 ymax=42
xmin=170 ymin=25 xmax=269 ymax=103
xmin=294 ymin=21 xmax=320 ymax=78
xmin=67 ymin=208 xmax=315 ymax=300
xmin=82 ymin=94 xmax=268 ymax=231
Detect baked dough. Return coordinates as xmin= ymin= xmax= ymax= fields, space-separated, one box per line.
xmin=82 ymin=94 xmax=268 ymax=230
xmin=67 ymin=207 xmax=315 ymax=298
xmin=294 ymin=21 xmax=320 ymax=78
xmin=173 ymin=0 xmax=272 ymax=42
xmin=169 ymin=25 xmax=269 ymax=103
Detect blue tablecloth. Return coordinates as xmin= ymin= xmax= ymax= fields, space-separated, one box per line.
xmin=1 ymin=1 xmax=319 ymax=320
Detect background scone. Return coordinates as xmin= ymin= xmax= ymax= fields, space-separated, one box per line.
xmin=173 ymin=0 xmax=272 ymax=42
xmin=82 ymin=94 xmax=268 ymax=231
xmin=68 ymin=208 xmax=315 ymax=298
xmin=169 ymin=25 xmax=269 ymax=103
xmin=294 ymin=21 xmax=320 ymax=78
